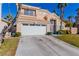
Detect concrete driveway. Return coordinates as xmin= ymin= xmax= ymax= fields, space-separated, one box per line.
xmin=15 ymin=35 xmax=79 ymax=56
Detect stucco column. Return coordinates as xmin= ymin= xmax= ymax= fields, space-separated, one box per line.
xmin=47 ymin=18 xmax=51 ymax=32
xmin=16 ymin=21 xmax=21 ymax=32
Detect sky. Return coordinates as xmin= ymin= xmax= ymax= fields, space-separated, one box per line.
xmin=0 ymin=4 xmax=1 ymax=19
xmin=2 ymin=3 xmax=79 ymax=22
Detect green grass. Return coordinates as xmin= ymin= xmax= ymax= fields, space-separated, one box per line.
xmin=0 ymin=37 xmax=19 ymax=56
xmin=57 ymin=35 xmax=79 ymax=48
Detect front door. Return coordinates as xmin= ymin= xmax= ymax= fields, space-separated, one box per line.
xmin=50 ymin=20 xmax=56 ymax=34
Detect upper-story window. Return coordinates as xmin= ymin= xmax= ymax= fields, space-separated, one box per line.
xmin=24 ymin=9 xmax=36 ymax=16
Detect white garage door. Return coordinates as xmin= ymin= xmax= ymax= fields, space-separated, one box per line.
xmin=21 ymin=24 xmax=46 ymax=36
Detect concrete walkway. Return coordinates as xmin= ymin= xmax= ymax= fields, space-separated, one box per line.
xmin=15 ymin=35 xmax=79 ymax=56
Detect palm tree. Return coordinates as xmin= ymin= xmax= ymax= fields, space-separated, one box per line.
xmin=4 ymin=14 xmax=13 ymax=25
xmin=68 ymin=16 xmax=73 ymax=22
xmin=53 ymin=9 xmax=56 ymax=13
xmin=0 ymin=4 xmax=18 ymax=44
xmin=53 ymin=9 xmax=59 ymax=16
xmin=58 ymin=3 xmax=68 ymax=30
xmin=67 ymin=16 xmax=73 ymax=34
xmin=0 ymin=4 xmax=12 ymax=43
xmin=76 ymin=8 xmax=79 ymax=15
xmin=5 ymin=3 xmax=21 ymax=36
xmin=76 ymin=8 xmax=79 ymax=34
xmin=16 ymin=3 xmax=22 ymax=18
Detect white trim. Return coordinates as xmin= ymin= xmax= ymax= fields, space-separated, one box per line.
xmin=21 ymin=23 xmax=46 ymax=35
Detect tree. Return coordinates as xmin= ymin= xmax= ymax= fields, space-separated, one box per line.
xmin=65 ymin=20 xmax=73 ymax=27
xmin=73 ymin=22 xmax=76 ymax=27
xmin=53 ymin=9 xmax=56 ymax=13
xmin=68 ymin=16 xmax=73 ymax=22
xmin=53 ymin=9 xmax=59 ymax=16
xmin=2 ymin=14 xmax=14 ymax=35
xmin=16 ymin=3 xmax=22 ymax=18
xmin=76 ymin=8 xmax=79 ymax=15
xmin=58 ymin=3 xmax=68 ymax=30
xmin=4 ymin=14 xmax=13 ymax=26
xmin=67 ymin=16 xmax=73 ymax=34
xmin=0 ymin=4 xmax=17 ymax=45
xmin=76 ymin=8 xmax=79 ymax=34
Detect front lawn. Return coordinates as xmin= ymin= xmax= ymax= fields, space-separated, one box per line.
xmin=0 ymin=37 xmax=19 ymax=56
xmin=57 ymin=35 xmax=79 ymax=48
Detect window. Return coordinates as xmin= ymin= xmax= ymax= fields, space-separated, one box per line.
xmin=30 ymin=24 xmax=35 ymax=26
xmin=35 ymin=24 xmax=40 ymax=26
xmin=41 ymin=24 xmax=46 ymax=26
xmin=24 ymin=9 xmax=36 ymax=16
xmin=23 ymin=24 xmax=28 ymax=26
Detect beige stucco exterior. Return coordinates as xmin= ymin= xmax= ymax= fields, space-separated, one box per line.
xmin=16 ymin=4 xmax=66 ymax=34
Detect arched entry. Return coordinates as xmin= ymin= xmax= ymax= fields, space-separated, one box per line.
xmin=50 ymin=19 xmax=56 ymax=34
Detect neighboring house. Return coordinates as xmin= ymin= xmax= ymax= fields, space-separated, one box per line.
xmin=0 ymin=4 xmax=8 ymax=34
xmin=16 ymin=4 xmax=66 ymax=36
xmin=0 ymin=19 xmax=8 ymax=34
xmin=76 ymin=16 xmax=79 ymax=33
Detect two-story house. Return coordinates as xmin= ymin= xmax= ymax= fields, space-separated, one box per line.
xmin=16 ymin=4 xmax=66 ymax=36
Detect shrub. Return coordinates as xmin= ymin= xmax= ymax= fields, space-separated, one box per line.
xmin=11 ymin=32 xmax=16 ymax=37
xmin=57 ymin=30 xmax=66 ymax=34
xmin=46 ymin=32 xmax=52 ymax=35
xmin=15 ymin=32 xmax=21 ymax=37
xmin=57 ymin=30 xmax=71 ymax=34
xmin=66 ymin=30 xmax=71 ymax=34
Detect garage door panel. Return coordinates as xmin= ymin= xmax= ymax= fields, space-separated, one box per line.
xmin=21 ymin=25 xmax=46 ymax=36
